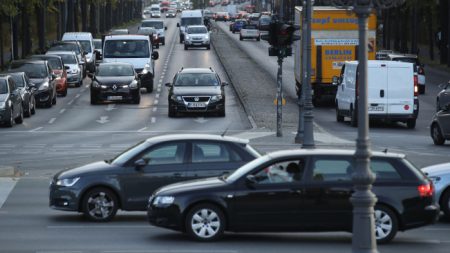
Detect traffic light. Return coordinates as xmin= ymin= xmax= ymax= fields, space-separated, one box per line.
xmin=286 ymin=24 xmax=301 ymax=45
xmin=261 ymin=20 xmax=281 ymax=47
xmin=278 ymin=23 xmax=301 ymax=46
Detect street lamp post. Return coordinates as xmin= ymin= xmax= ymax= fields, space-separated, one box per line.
xmin=325 ymin=0 xmax=404 ymax=252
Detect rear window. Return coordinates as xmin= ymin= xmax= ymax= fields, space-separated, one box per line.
xmin=187 ymin=27 xmax=207 ymax=34
xmin=142 ymin=21 xmax=163 ymax=29
xmin=97 ymin=64 xmax=134 ymax=77
xmin=56 ymin=54 xmax=77 ymax=64
xmin=48 ymin=43 xmax=81 ymax=54
xmin=0 ymin=80 xmax=7 ymax=94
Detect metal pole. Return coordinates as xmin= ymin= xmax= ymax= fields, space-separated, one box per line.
xmin=295 ymin=1 xmax=308 ymax=144
xmin=302 ymin=0 xmax=315 ymax=149
xmin=276 ymin=53 xmax=283 ymax=137
xmin=351 ymin=2 xmax=377 ymax=253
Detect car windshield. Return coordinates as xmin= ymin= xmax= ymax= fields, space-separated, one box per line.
xmin=10 ymin=63 xmax=47 ymax=78
xmin=93 ymin=40 xmax=102 ymax=49
xmin=103 ymin=40 xmax=150 ymax=58
xmin=188 ymin=27 xmax=207 ymax=34
xmin=225 ymin=156 xmax=270 ymax=182
xmin=96 ymin=64 xmax=134 ymax=77
xmin=142 ymin=21 xmax=163 ymax=29
xmin=54 ymin=54 xmax=77 ymax=64
xmin=48 ymin=43 xmax=81 ymax=54
xmin=110 ymin=141 xmax=150 ymax=165
xmin=181 ymin=17 xmax=202 ymax=26
xmin=9 ymin=74 xmax=25 ymax=87
xmin=0 ymin=80 xmax=7 ymax=94
xmin=174 ymin=73 xmax=219 ymax=86
xmin=138 ymin=28 xmax=155 ymax=35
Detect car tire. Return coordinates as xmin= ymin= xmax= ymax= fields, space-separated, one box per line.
xmin=90 ymin=92 xmax=98 ymax=105
xmin=24 ymin=101 xmax=31 ymax=118
xmin=441 ymin=189 xmax=450 ymax=219
xmin=76 ymin=80 xmax=82 ymax=87
xmin=431 ymin=123 xmax=445 ymax=145
xmin=436 ymin=99 xmax=441 ymax=112
xmin=52 ymin=94 xmax=57 ymax=105
xmin=336 ymin=104 xmax=344 ymax=122
xmin=168 ymin=103 xmax=176 ymax=117
xmin=257 ymin=36 xmax=260 ymax=41
xmin=180 ymin=36 xmax=183 ymax=43
xmin=46 ymin=97 xmax=52 ymax=108
xmin=239 ymin=36 xmax=243 ymax=41
xmin=374 ymin=205 xmax=398 ymax=244
xmin=185 ymin=203 xmax=225 ymax=242
xmin=146 ymin=82 xmax=154 ymax=93
xmin=15 ymin=106 xmax=23 ymax=124
xmin=218 ymin=108 xmax=225 ymax=117
xmin=406 ymin=119 xmax=416 ymax=129
xmin=61 ymin=88 xmax=68 ymax=97
xmin=5 ymin=110 xmax=14 ymax=127
xmin=350 ymin=106 xmax=357 ymax=127
xmin=206 ymin=45 xmax=211 ymax=50
xmin=30 ymin=98 xmax=36 ymax=115
xmin=184 ymin=45 xmax=188 ymax=50
xmin=82 ymin=187 xmax=118 ymax=222
xmin=162 ymin=39 xmax=165 ymax=45
xmin=156 ymin=44 xmax=160 ymax=49
xmin=132 ymin=94 xmax=141 ymax=104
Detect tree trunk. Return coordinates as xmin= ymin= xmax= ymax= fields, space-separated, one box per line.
xmin=22 ymin=2 xmax=32 ymax=58
xmin=99 ymin=3 xmax=105 ymax=33
xmin=411 ymin=4 xmax=418 ymax=54
xmin=89 ymin=2 xmax=97 ymax=36
xmin=447 ymin=0 xmax=450 ymax=67
xmin=440 ymin=0 xmax=448 ymax=64
xmin=394 ymin=7 xmax=401 ymax=51
xmin=81 ymin=0 xmax=87 ymax=31
xmin=427 ymin=5 xmax=434 ymax=60
xmin=105 ymin=1 xmax=112 ymax=31
xmin=74 ymin=0 xmax=79 ymax=32
xmin=11 ymin=14 xmax=19 ymax=60
xmin=0 ymin=14 xmax=4 ymax=69
xmin=400 ymin=8 xmax=409 ymax=53
xmin=67 ymin=0 xmax=74 ymax=32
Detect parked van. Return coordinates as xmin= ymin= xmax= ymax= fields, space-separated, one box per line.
xmin=61 ymin=32 xmax=97 ymax=72
xmin=102 ymin=35 xmax=159 ymax=92
xmin=140 ymin=19 xmax=167 ymax=45
xmin=335 ymin=60 xmax=419 ymax=128
xmin=177 ymin=10 xmax=203 ymax=43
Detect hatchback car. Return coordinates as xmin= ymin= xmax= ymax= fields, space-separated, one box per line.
xmin=46 ymin=51 xmax=83 ymax=87
xmin=430 ymin=103 xmax=450 ymax=145
xmin=90 ymin=62 xmax=141 ymax=104
xmin=9 ymin=60 xmax=57 ymax=108
xmin=240 ymin=24 xmax=260 ymax=41
xmin=1 ymin=72 xmax=36 ymax=117
xmin=49 ymin=134 xmax=260 ymax=221
xmin=47 ymin=41 xmax=87 ymax=78
xmin=436 ymin=81 xmax=450 ymax=111
xmin=30 ymin=54 xmax=68 ymax=96
xmin=230 ymin=19 xmax=247 ymax=33
xmin=148 ymin=149 xmax=439 ymax=243
xmin=137 ymin=27 xmax=160 ymax=49
xmin=215 ymin=12 xmax=229 ymax=21
xmin=165 ymin=68 xmax=228 ymax=117
xmin=184 ymin=25 xmax=210 ymax=50
xmin=166 ymin=9 xmax=177 ymax=18
xmin=0 ymin=76 xmax=23 ymax=127
xmin=422 ymin=162 xmax=450 ymax=219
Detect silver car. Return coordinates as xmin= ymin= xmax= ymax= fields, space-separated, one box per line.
xmin=437 ymin=81 xmax=450 ymax=111
xmin=184 ymin=25 xmax=210 ymax=50
xmin=422 ymin=162 xmax=450 ymax=219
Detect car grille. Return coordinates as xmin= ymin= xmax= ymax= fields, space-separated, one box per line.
xmin=183 ymin=96 xmax=210 ymax=102
xmin=192 ymin=37 xmax=203 ymax=41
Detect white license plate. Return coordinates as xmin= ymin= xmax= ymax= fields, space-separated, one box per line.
xmin=368 ymin=106 xmax=384 ymax=111
xmin=108 ymin=96 xmax=122 ymax=101
xmin=188 ymin=102 xmax=206 ymax=108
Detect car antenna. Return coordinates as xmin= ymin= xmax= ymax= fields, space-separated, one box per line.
xmin=221 ymin=125 xmax=230 ymax=137
xmin=383 ymin=148 xmax=388 ymax=153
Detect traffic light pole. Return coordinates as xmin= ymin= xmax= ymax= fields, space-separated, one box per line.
xmin=276 ymin=51 xmax=284 ymax=137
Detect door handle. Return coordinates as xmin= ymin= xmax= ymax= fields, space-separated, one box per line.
xmin=380 ymin=90 xmax=384 ymax=98
xmin=172 ymin=173 xmax=182 ymax=177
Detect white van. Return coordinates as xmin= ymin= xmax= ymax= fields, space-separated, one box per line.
xmin=102 ymin=35 xmax=159 ymax=92
xmin=335 ymin=60 xmax=419 ymax=128
xmin=150 ymin=4 xmax=161 ymax=18
xmin=140 ymin=19 xmax=167 ymax=45
xmin=61 ymin=32 xmax=97 ymax=72
xmin=177 ymin=10 xmax=203 ymax=43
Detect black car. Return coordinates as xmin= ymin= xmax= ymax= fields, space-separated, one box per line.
xmin=166 ymin=68 xmax=228 ymax=117
xmin=430 ymin=103 xmax=450 ymax=145
xmin=9 ymin=60 xmax=57 ymax=108
xmin=49 ymin=134 xmax=260 ymax=221
xmin=436 ymin=81 xmax=450 ymax=111
xmin=147 ymin=149 xmax=439 ymax=244
xmin=1 ymin=72 xmax=36 ymax=117
xmin=0 ymin=75 xmax=23 ymax=127
xmin=90 ymin=62 xmax=141 ymax=104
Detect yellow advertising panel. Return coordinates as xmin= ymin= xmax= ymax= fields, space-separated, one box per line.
xmin=311 ymin=10 xmax=376 ymax=30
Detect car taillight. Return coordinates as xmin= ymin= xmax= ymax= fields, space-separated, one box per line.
xmin=418 ymin=184 xmax=433 ymax=197
xmin=414 ymin=74 xmax=418 ymax=96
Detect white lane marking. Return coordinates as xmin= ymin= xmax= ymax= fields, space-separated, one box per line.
xmin=75 ymin=94 xmax=81 ymax=98
xmin=155 ymin=93 xmax=160 ymax=98
xmin=36 ymin=251 xmax=82 ymax=253
xmin=96 ymin=116 xmax=109 ymax=124
xmin=137 ymin=127 xmax=147 ymax=132
xmin=151 ymin=117 xmax=156 ymax=124
xmin=80 ymin=144 xmax=102 ymax=148
xmin=59 ymin=109 xmax=66 ymax=114
xmin=52 ymin=144 xmax=75 ymax=148
xmin=154 ymin=100 xmax=159 ymax=105
xmin=159 ymin=79 xmax=163 ymax=83
xmin=67 ymin=99 xmax=74 ymax=105
xmin=157 ymin=88 xmax=161 ymax=92
xmin=0 ymin=178 xmax=18 ymax=209
xmin=103 ymin=250 xmax=238 ymax=253
xmin=48 ymin=118 xmax=56 ymax=124
xmin=105 ymin=104 xmax=116 ymax=111
xmin=24 ymin=144 xmax=46 ymax=148
xmin=161 ymin=75 xmax=164 ymax=79
xmin=0 ymin=144 xmax=15 ymax=148
xmin=152 ymin=107 xmax=157 ymax=112
xmin=162 ymin=71 xmax=165 ymax=75
xmin=29 ymin=127 xmax=43 ymax=132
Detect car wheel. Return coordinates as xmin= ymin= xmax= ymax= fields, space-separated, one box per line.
xmin=62 ymin=88 xmax=68 ymax=97
xmin=168 ymin=103 xmax=176 ymax=117
xmin=431 ymin=123 xmax=445 ymax=145
xmin=206 ymin=45 xmax=211 ymax=50
xmin=185 ymin=204 xmax=225 ymax=241
xmin=350 ymin=106 xmax=357 ymax=127
xmin=257 ymin=36 xmax=260 ymax=41
xmin=180 ymin=36 xmax=183 ymax=43
xmin=406 ymin=119 xmax=416 ymax=129
xmin=15 ymin=106 xmax=23 ymax=124
xmin=374 ymin=205 xmax=398 ymax=244
xmin=46 ymin=97 xmax=52 ymax=108
xmin=31 ymin=98 xmax=36 ymax=115
xmin=90 ymin=92 xmax=98 ymax=105
xmin=24 ymin=101 xmax=31 ymax=118
xmin=162 ymin=39 xmax=165 ymax=45
xmin=82 ymin=187 xmax=118 ymax=222
xmin=184 ymin=45 xmax=188 ymax=50
xmin=146 ymin=82 xmax=154 ymax=93
xmin=441 ymin=189 xmax=450 ymax=219
xmin=336 ymin=103 xmax=344 ymax=122
xmin=52 ymin=94 xmax=57 ymax=105
xmin=132 ymin=94 xmax=141 ymax=104
xmin=239 ymin=36 xmax=243 ymax=41
xmin=156 ymin=44 xmax=160 ymax=49
xmin=5 ymin=110 xmax=14 ymax=127
xmin=218 ymin=108 xmax=225 ymax=117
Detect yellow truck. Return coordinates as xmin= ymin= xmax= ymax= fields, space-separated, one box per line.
xmin=294 ymin=6 xmax=377 ymax=105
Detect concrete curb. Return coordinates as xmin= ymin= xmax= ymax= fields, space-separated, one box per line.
xmin=0 ymin=166 xmax=17 ymax=177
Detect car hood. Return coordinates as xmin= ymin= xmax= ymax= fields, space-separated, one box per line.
xmin=155 ymin=177 xmax=226 ymax=196
xmin=422 ymin=163 xmax=450 ymax=177
xmin=102 ymin=58 xmax=149 ymax=69
xmin=173 ymin=86 xmax=221 ymax=96
xmin=95 ymin=76 xmax=135 ymax=85
xmin=29 ymin=77 xmax=49 ymax=87
xmin=0 ymin=94 xmax=8 ymax=102
xmin=55 ymin=161 xmax=116 ymax=179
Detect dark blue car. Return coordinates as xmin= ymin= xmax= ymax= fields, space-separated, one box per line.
xmin=231 ymin=19 xmax=247 ymax=33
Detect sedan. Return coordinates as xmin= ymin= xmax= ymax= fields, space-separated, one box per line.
xmin=436 ymin=81 xmax=450 ymax=111
xmin=0 ymin=75 xmax=23 ymax=127
xmin=89 ymin=62 xmax=141 ymax=104
xmin=166 ymin=67 xmax=228 ymax=117
xmin=240 ymin=24 xmax=260 ymax=41
xmin=148 ymin=149 xmax=439 ymax=244
xmin=422 ymin=162 xmax=450 ymax=219
xmin=430 ymin=103 xmax=450 ymax=145
xmin=49 ymin=134 xmax=260 ymax=221
xmin=2 ymin=72 xmax=36 ymax=117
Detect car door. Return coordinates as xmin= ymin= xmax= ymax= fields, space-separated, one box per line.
xmin=368 ymin=63 xmax=388 ymax=116
xmin=119 ymin=141 xmax=188 ymax=210
xmin=439 ymin=107 xmax=450 ymax=138
xmin=440 ymin=83 xmax=450 ymax=109
xmin=186 ymin=141 xmax=247 ymax=180
xmin=8 ymin=78 xmax=21 ymax=118
xmin=302 ymin=155 xmax=354 ymax=230
xmin=230 ymin=158 xmax=306 ymax=231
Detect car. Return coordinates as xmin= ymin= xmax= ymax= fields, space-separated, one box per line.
xmin=137 ymin=27 xmax=160 ymax=49
xmin=422 ymin=162 xmax=450 ymax=219
xmin=140 ymin=20 xmax=167 ymax=45
xmin=248 ymin=13 xmax=261 ymax=26
xmin=62 ymin=32 xmax=97 ymax=72
xmin=147 ymin=149 xmax=439 ymax=243
xmin=215 ymin=12 xmax=229 ymax=21
xmin=150 ymin=4 xmax=161 ymax=17
xmin=1 ymin=72 xmax=36 ymax=118
xmin=165 ymin=68 xmax=228 ymax=117
xmin=109 ymin=29 xmax=129 ymax=35
xmin=9 ymin=60 xmax=57 ymax=108
xmin=178 ymin=10 xmax=204 ymax=43
xmin=89 ymin=62 xmax=141 ymax=104
xmin=230 ymin=19 xmax=247 ymax=33
xmin=93 ymin=39 xmax=103 ymax=60
xmin=436 ymin=81 xmax=450 ymax=111
xmin=49 ymin=134 xmax=261 ymax=221
xmin=375 ymin=50 xmax=394 ymax=60
xmin=29 ymin=54 xmax=68 ymax=97
xmin=0 ymin=75 xmax=24 ymax=127
xmin=258 ymin=15 xmax=271 ymax=31
xmin=46 ymin=51 xmax=83 ymax=88
xmin=239 ymin=24 xmax=260 ymax=41
xmin=166 ymin=9 xmax=177 ymax=18
xmin=430 ymin=103 xmax=450 ymax=145
xmin=203 ymin=9 xmax=215 ymax=20
xmin=46 ymin=41 xmax=87 ymax=78
xmin=184 ymin=25 xmax=210 ymax=50
xmin=387 ymin=53 xmax=426 ymax=94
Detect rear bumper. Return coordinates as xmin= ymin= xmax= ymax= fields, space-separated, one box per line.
xmin=401 ymin=204 xmax=440 ymax=230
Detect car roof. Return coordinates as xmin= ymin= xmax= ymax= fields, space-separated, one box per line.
xmin=11 ymin=59 xmax=47 ymax=65
xmin=46 ymin=51 xmax=77 ymax=56
xmin=62 ymin=32 xmax=93 ymax=39
xmin=187 ymin=25 xmax=207 ymax=28
xmin=98 ymin=62 xmax=134 ymax=67
xmin=104 ymin=35 xmax=150 ymax=40
xmin=179 ymin=68 xmax=215 ymax=74
xmin=265 ymin=149 xmax=406 ymax=159
xmin=30 ymin=54 xmax=62 ymax=60
xmin=143 ymin=19 xmax=164 ymax=23
xmin=144 ymin=134 xmax=249 ymax=144
xmin=387 ymin=53 xmax=418 ymax=59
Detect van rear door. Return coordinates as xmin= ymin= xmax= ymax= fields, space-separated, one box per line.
xmin=387 ymin=62 xmax=414 ymax=115
xmin=367 ymin=63 xmax=388 ymax=116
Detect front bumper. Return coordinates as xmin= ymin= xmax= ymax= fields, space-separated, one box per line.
xmin=91 ymin=87 xmax=140 ymax=102
xmin=34 ymin=89 xmax=52 ymax=104
xmin=56 ymin=78 xmax=68 ymax=93
xmin=185 ymin=39 xmax=210 ymax=47
xmin=169 ymin=99 xmax=224 ymax=113
xmin=49 ymin=183 xmax=81 ymax=212
xmin=402 ymin=204 xmax=440 ymax=230
xmin=147 ymin=204 xmax=183 ymax=231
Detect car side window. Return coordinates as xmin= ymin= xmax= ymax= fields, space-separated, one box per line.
xmin=371 ymin=159 xmax=401 ymax=180
xmin=140 ymin=142 xmax=186 ymax=165
xmin=310 ymin=157 xmax=352 ymax=182
xmin=252 ymin=159 xmax=305 ymax=184
xmin=191 ymin=142 xmax=242 ymax=163
xmin=8 ymin=78 xmax=16 ymax=92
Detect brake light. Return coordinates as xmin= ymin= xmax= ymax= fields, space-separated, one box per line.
xmin=414 ymin=74 xmax=418 ymax=96
xmin=418 ymin=184 xmax=433 ymax=197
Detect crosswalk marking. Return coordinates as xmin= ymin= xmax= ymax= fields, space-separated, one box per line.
xmin=0 ymin=178 xmax=18 ymax=209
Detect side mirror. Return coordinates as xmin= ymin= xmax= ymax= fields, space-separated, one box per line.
xmin=332 ymin=76 xmax=340 ymax=86
xmin=165 ymin=26 xmax=168 ymax=30
xmin=221 ymin=81 xmax=229 ymax=86
xmin=87 ymin=72 xmax=94 ymax=79
xmin=151 ymin=51 xmax=159 ymax=60
xmin=165 ymin=82 xmax=172 ymax=87
xmin=245 ymin=174 xmax=258 ymax=185
xmin=64 ymin=66 xmax=70 ymax=70
xmin=444 ymin=103 xmax=450 ymax=112
xmin=134 ymin=158 xmax=147 ymax=169
xmin=177 ymin=23 xmax=180 ymax=27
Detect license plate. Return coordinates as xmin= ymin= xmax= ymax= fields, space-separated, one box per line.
xmin=188 ymin=102 xmax=206 ymax=108
xmin=368 ymin=106 xmax=384 ymax=111
xmin=108 ymin=96 xmax=122 ymax=101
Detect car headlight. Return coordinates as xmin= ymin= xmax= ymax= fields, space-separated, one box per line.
xmin=86 ymin=55 xmax=93 ymax=63
xmin=205 ymin=35 xmax=209 ymax=40
xmin=69 ymin=69 xmax=79 ymax=74
xmin=185 ymin=35 xmax=190 ymax=40
xmin=129 ymin=80 xmax=138 ymax=89
xmin=38 ymin=82 xmax=49 ymax=91
xmin=0 ymin=101 xmax=5 ymax=109
xmin=92 ymin=81 xmax=100 ymax=88
xmin=152 ymin=196 xmax=175 ymax=206
xmin=56 ymin=177 xmax=80 ymax=187
xmin=170 ymin=95 xmax=183 ymax=102
xmin=142 ymin=64 xmax=150 ymax=75
xmin=210 ymin=95 xmax=223 ymax=102
xmin=429 ymin=176 xmax=441 ymax=185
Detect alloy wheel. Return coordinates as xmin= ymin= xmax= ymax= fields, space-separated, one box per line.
xmin=190 ymin=208 xmax=221 ymax=239
xmin=374 ymin=206 xmax=398 ymax=244
xmin=83 ymin=188 xmax=118 ymax=221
